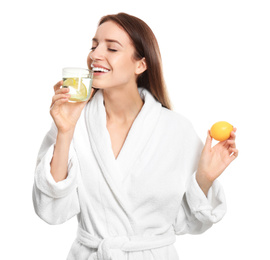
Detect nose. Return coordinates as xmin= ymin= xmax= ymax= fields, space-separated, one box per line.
xmin=87 ymin=45 xmax=105 ymax=69
xmin=89 ymin=45 xmax=105 ymax=61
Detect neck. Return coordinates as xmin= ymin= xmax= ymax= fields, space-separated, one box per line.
xmin=103 ymin=86 xmax=144 ymax=125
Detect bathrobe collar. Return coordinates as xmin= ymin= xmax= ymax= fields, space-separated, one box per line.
xmin=85 ymin=87 xmax=162 ymax=215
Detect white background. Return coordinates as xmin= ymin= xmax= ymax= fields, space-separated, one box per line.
xmin=1 ymin=0 xmax=269 ymax=259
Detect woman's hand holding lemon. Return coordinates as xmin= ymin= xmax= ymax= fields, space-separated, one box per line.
xmin=196 ymin=122 xmax=238 ymax=196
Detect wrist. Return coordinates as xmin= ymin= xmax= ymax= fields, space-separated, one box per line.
xmin=57 ymin=128 xmax=74 ymax=139
xmin=196 ymin=171 xmax=213 ymax=197
xmin=56 ymin=130 xmax=74 ymax=147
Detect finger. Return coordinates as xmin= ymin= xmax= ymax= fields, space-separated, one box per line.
xmin=226 ymin=148 xmax=239 ymax=164
xmin=50 ymin=96 xmax=69 ymax=110
xmin=52 ymin=93 xmax=71 ymax=103
xmin=53 ymin=80 xmax=63 ymax=93
xmin=229 ymin=130 xmax=236 ymax=140
xmin=50 ymin=98 xmax=68 ymax=111
xmin=204 ymin=130 xmax=212 ymax=150
xmin=50 ymin=93 xmax=70 ymax=108
xmin=229 ymin=147 xmax=239 ymax=157
xmin=55 ymin=87 xmax=70 ymax=95
xmin=224 ymin=139 xmax=236 ymax=149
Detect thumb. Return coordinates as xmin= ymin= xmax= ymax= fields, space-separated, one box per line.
xmin=204 ymin=130 xmax=212 ymax=150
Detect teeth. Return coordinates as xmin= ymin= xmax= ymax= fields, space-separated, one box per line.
xmin=92 ymin=67 xmax=109 ymax=72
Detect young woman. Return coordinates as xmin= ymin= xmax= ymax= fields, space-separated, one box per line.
xmin=33 ymin=13 xmax=238 ymax=260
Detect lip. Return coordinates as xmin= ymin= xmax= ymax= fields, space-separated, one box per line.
xmin=91 ymin=63 xmax=110 ymax=71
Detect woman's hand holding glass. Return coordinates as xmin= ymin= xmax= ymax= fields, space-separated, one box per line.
xmin=50 ymin=80 xmax=93 ymax=135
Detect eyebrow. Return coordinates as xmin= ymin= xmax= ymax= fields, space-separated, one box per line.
xmin=92 ymin=38 xmax=123 ymax=47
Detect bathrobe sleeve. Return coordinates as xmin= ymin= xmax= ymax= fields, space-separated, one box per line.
xmin=32 ymin=122 xmax=80 ymax=225
xmin=173 ymin=123 xmax=227 ymax=235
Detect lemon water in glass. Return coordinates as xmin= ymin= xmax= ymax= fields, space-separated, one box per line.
xmin=62 ymin=67 xmax=93 ymax=102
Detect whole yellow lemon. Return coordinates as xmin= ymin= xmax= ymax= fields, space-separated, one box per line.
xmin=210 ymin=121 xmax=233 ymax=141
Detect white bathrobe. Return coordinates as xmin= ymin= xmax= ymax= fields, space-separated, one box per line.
xmin=33 ymin=87 xmax=226 ymax=260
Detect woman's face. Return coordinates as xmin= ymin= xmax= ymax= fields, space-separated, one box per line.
xmin=87 ymin=21 xmax=145 ymax=90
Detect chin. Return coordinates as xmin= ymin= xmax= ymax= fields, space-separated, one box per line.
xmin=92 ymin=80 xmax=105 ymax=89
xmin=92 ymin=82 xmax=115 ymax=90
xmin=92 ymin=85 xmax=105 ymax=90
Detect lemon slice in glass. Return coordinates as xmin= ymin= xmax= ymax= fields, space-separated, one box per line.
xmin=63 ymin=77 xmax=87 ymax=101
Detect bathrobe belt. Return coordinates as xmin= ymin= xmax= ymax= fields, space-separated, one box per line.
xmin=77 ymin=226 xmax=176 ymax=260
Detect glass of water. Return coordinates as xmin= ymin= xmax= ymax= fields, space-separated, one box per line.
xmin=62 ymin=67 xmax=93 ymax=102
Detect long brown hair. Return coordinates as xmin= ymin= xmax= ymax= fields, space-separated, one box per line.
xmin=89 ymin=12 xmax=172 ymax=110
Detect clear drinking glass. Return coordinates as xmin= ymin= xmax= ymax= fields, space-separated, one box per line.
xmin=62 ymin=67 xmax=93 ymax=102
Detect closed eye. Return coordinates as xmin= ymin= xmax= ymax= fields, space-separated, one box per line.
xmin=90 ymin=47 xmax=117 ymax=52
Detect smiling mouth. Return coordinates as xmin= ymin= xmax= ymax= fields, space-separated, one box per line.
xmin=93 ymin=67 xmax=110 ymax=73
xmin=91 ymin=64 xmax=110 ymax=73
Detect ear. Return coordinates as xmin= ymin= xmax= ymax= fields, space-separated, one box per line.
xmin=135 ymin=57 xmax=147 ymax=75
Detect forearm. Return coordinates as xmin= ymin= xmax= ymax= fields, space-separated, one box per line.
xmin=195 ymin=171 xmax=213 ymax=197
xmin=50 ymin=130 xmax=74 ymax=182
